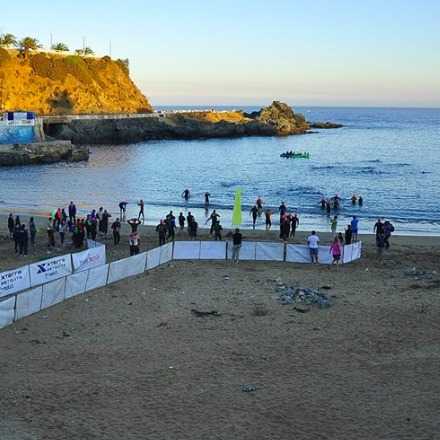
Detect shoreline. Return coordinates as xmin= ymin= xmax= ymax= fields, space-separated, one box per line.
xmin=1 ymin=206 xmax=439 ymax=238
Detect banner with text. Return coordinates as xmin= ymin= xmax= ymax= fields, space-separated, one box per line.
xmin=72 ymin=245 xmax=106 ymax=273
xmin=0 ymin=265 xmax=31 ymax=298
xmin=29 ymin=254 xmax=72 ymax=287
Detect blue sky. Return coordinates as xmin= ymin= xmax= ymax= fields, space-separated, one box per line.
xmin=1 ymin=0 xmax=439 ymax=107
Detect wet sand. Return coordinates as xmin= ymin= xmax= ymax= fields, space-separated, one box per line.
xmin=1 ymin=213 xmax=440 ymax=439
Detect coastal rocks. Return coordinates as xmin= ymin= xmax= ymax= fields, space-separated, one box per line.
xmin=45 ymin=101 xmax=310 ymax=144
xmin=0 ymin=141 xmax=89 ymax=166
xmin=252 ymin=101 xmax=310 ymax=136
xmin=309 ymin=121 xmax=343 ymax=129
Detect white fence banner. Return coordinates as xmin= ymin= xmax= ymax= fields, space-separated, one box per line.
xmin=146 ymin=247 xmax=161 ymax=271
xmin=256 ymin=242 xmax=284 ymax=262
xmin=107 ymin=252 xmax=147 ymax=284
xmin=227 ymin=241 xmax=256 ymax=261
xmin=0 ymin=296 xmax=16 ymax=329
xmin=72 ymin=245 xmax=106 ymax=273
xmin=159 ymin=243 xmax=173 ymax=265
xmin=352 ymin=241 xmax=362 ymax=261
xmin=15 ymin=286 xmax=43 ymax=320
xmin=318 ymin=246 xmax=332 ymax=265
xmin=41 ymin=277 xmax=66 ymax=310
xmin=0 ymin=265 xmax=30 ymax=298
xmin=200 ymin=241 xmax=226 ymax=260
xmin=85 ymin=264 xmax=109 ymax=292
xmin=343 ymin=244 xmax=354 ymax=264
xmin=29 ymin=254 xmax=72 ymax=287
xmin=65 ymin=271 xmax=88 ymax=299
xmin=173 ymin=241 xmax=201 ymax=260
xmin=286 ymin=245 xmax=311 ymax=263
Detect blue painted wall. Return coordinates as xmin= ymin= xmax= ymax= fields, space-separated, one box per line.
xmin=0 ymin=126 xmax=36 ymax=144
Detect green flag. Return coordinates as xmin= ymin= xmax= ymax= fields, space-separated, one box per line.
xmin=232 ymin=188 xmax=242 ymax=226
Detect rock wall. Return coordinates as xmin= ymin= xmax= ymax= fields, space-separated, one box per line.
xmin=45 ymin=102 xmax=310 ymax=145
xmin=0 ymin=141 xmax=89 ymax=166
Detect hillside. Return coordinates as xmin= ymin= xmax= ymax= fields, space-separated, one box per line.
xmin=0 ymin=49 xmax=152 ymax=115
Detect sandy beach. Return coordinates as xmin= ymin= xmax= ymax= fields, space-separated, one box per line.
xmin=1 ymin=211 xmax=440 ymax=439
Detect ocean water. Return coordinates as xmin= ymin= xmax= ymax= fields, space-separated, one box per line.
xmin=0 ymin=106 xmax=439 ymax=235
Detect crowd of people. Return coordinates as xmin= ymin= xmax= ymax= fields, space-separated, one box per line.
xmin=4 ymin=191 xmax=394 ymax=263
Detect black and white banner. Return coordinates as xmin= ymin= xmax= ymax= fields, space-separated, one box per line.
xmin=29 ymin=254 xmax=72 ymax=287
xmin=0 ymin=265 xmax=31 ymax=298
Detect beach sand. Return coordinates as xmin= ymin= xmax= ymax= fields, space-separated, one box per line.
xmin=1 ymin=214 xmax=440 ymax=439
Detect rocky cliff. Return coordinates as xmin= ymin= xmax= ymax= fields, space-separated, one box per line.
xmin=0 ymin=49 xmax=152 ymax=115
xmin=0 ymin=141 xmax=89 ymax=166
xmin=45 ymin=101 xmax=310 ymax=144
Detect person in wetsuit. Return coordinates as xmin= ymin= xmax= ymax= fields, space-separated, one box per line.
xmin=178 ymin=212 xmax=185 ymax=231
xmin=204 ymin=192 xmax=210 ymax=206
xmin=250 ymin=205 xmax=259 ymax=230
xmin=265 ymin=209 xmax=272 ymax=230
xmin=138 ymin=199 xmax=145 ymax=222
xmin=182 ymin=189 xmax=190 ymax=201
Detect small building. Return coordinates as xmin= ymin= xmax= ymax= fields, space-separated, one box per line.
xmin=0 ymin=111 xmax=37 ymax=144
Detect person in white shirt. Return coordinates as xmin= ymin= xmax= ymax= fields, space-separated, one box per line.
xmin=307 ymin=230 xmax=320 ymax=264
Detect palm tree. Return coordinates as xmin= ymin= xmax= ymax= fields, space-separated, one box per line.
xmin=83 ymin=47 xmax=94 ymax=56
xmin=19 ymin=37 xmax=41 ymax=57
xmin=52 ymin=42 xmax=69 ymax=52
xmin=0 ymin=33 xmax=17 ymax=47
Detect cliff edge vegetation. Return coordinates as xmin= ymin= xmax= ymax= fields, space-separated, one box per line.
xmin=0 ymin=48 xmax=152 ymax=115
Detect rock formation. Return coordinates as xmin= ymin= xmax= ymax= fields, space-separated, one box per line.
xmin=0 ymin=141 xmax=89 ymax=166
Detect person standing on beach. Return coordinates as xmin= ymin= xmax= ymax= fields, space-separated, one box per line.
xmin=138 ymin=199 xmax=145 ymax=222
xmin=231 ymin=228 xmax=242 ymax=263
xmin=156 ymin=220 xmax=167 ymax=246
xmin=101 ymin=210 xmax=111 ymax=239
xmin=29 ymin=217 xmax=37 ymax=248
xmin=265 ymin=209 xmax=272 ymax=230
xmin=331 ymin=216 xmax=338 ymax=237
xmin=307 ymin=231 xmax=320 ymax=264
xmin=18 ymin=224 xmax=29 ymax=256
xmin=47 ymin=217 xmax=55 ymax=248
xmin=166 ymin=211 xmax=176 ymax=241
xmin=178 ymin=212 xmax=185 ymax=231
xmin=129 ymin=231 xmax=140 ymax=256
xmin=351 ymin=216 xmax=359 ymax=242
xmin=290 ymin=212 xmax=299 ymax=238
xmin=250 ymin=205 xmax=259 ymax=230
xmin=281 ymin=215 xmax=291 ymax=242
xmin=329 ymin=236 xmax=342 ymax=266
xmin=189 ymin=219 xmax=198 ymax=239
xmin=58 ymin=220 xmax=67 ymax=247
xmin=8 ymin=213 xmax=14 ymax=239
xmin=374 ymin=218 xmax=384 ymax=237
xmin=128 ymin=218 xmax=141 ymax=233
xmin=119 ymin=201 xmax=127 ymax=220
xmin=68 ymin=202 xmax=76 ymax=222
xmin=345 ymin=224 xmax=352 ymax=245
xmin=207 ymin=210 xmax=220 ymax=235
xmin=111 ymin=218 xmax=121 ymax=245
xmin=279 ymin=201 xmax=287 ymax=221
xmin=383 ymin=220 xmax=395 ymax=249
xmin=187 ymin=212 xmax=194 ymax=231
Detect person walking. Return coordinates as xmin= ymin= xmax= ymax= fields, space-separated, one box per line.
xmin=119 ymin=201 xmax=127 ymax=220
xmin=383 ymin=220 xmax=395 ymax=249
xmin=376 ymin=232 xmax=385 ymax=259
xmin=47 ymin=217 xmax=55 ymax=248
xmin=138 ymin=199 xmax=145 ymax=222
xmin=330 ymin=216 xmax=338 ymax=237
xmin=250 ymin=205 xmax=258 ymax=230
xmin=182 ymin=189 xmax=190 ymax=202
xmin=29 ymin=217 xmax=37 ymax=248
xmin=156 ymin=220 xmax=167 ymax=246
xmin=265 ymin=209 xmax=272 ymax=230
xmin=111 ymin=218 xmax=121 ymax=245
xmin=101 ymin=210 xmax=111 ymax=239
xmin=213 ymin=222 xmax=223 ymax=240
xmin=307 ymin=231 xmax=320 ymax=264
xmin=18 ymin=224 xmax=29 ymax=256
xmin=7 ymin=213 xmax=14 ymax=239
xmin=329 ymin=236 xmax=342 ymax=266
xmin=59 ymin=220 xmax=67 ymax=247
xmin=290 ymin=212 xmax=299 ymax=238
xmin=178 ymin=212 xmax=185 ymax=231
xmin=231 ymin=228 xmax=242 ymax=263
xmin=189 ymin=220 xmax=198 ymax=240
xmin=207 ymin=210 xmax=220 ymax=235
xmin=345 ymin=224 xmax=352 ymax=245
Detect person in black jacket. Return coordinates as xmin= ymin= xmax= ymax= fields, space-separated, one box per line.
xmin=7 ymin=213 xmax=14 ymax=239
